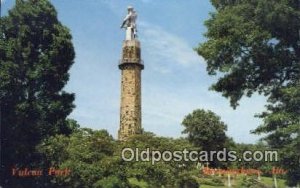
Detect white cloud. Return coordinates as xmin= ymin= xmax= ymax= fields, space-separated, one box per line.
xmin=139 ymin=21 xmax=205 ymax=69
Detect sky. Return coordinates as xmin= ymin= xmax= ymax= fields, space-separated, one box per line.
xmin=2 ymin=0 xmax=268 ymax=143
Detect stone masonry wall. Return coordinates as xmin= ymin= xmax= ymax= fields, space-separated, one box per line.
xmin=118 ymin=40 xmax=143 ymax=141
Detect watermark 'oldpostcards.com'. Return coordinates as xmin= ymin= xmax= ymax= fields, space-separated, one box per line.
xmin=121 ymin=148 xmax=278 ymax=165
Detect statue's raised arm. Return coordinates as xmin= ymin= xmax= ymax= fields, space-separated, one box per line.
xmin=120 ymin=6 xmax=138 ymax=40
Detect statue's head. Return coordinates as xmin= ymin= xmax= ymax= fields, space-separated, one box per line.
xmin=127 ymin=6 xmax=134 ymax=11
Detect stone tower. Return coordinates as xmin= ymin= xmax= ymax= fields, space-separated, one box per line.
xmin=118 ymin=6 xmax=143 ymax=141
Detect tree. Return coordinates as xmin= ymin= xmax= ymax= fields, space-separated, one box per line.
xmin=39 ymin=129 xmax=198 ymax=187
xmin=182 ymin=109 xmax=228 ymax=166
xmin=253 ymin=81 xmax=300 ymax=185
xmin=232 ymin=142 xmax=276 ymax=175
xmin=197 ymin=0 xmax=300 ymax=108
xmin=196 ymin=0 xmax=300 ymax=185
xmin=38 ymin=128 xmax=129 ymax=188
xmin=119 ymin=133 xmax=198 ymax=187
xmin=0 ymin=0 xmax=75 ymax=186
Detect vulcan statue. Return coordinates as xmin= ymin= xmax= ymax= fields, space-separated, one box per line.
xmin=120 ymin=6 xmax=138 ymax=40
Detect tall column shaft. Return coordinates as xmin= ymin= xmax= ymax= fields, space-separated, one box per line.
xmin=118 ymin=40 xmax=143 ymax=141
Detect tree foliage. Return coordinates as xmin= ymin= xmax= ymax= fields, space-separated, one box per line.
xmin=182 ymin=109 xmax=230 ymax=167
xmin=197 ymin=0 xmax=300 ymax=108
xmin=182 ymin=109 xmax=228 ymax=151
xmin=197 ymin=0 xmax=300 ymax=185
xmin=0 ymin=0 xmax=75 ymax=186
xmin=254 ymin=80 xmax=300 ymax=185
xmin=39 ymin=129 xmax=199 ymax=187
xmin=38 ymin=128 xmax=126 ymax=188
xmin=121 ymin=133 xmax=198 ymax=187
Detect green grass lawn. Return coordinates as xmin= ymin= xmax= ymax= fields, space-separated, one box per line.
xmin=197 ymin=175 xmax=286 ymax=188
xmin=260 ymin=176 xmax=286 ymax=188
xmin=128 ymin=176 xmax=286 ymax=188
